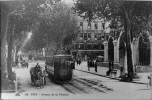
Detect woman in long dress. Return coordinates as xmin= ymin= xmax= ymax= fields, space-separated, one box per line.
xmin=148 ymin=74 xmax=152 ymax=89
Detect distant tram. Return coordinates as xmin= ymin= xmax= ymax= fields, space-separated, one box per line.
xmin=45 ymin=54 xmax=75 ymax=81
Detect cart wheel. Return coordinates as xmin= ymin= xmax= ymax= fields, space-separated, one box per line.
xmin=44 ymin=77 xmax=46 ymax=85
xmin=39 ymin=81 xmax=41 ymax=89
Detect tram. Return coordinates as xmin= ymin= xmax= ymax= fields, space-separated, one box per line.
xmin=45 ymin=54 xmax=74 ymax=81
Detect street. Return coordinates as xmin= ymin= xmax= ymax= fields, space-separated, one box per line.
xmin=1 ymin=60 xmax=151 ymax=99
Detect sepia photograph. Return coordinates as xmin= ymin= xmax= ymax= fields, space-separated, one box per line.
xmin=1 ymin=0 xmax=152 ymax=99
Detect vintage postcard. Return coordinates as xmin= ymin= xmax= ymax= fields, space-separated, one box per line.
xmin=1 ymin=0 xmax=152 ymax=99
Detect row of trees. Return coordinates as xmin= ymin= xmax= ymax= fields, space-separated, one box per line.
xmin=22 ymin=1 xmax=79 ymax=53
xmin=1 ymin=0 xmax=78 ymax=90
xmin=74 ymin=0 xmax=152 ymax=81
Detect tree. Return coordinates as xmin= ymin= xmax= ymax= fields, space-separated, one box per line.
xmin=50 ymin=2 xmax=79 ymax=51
xmin=74 ymin=0 xmax=152 ymax=81
xmin=0 ymin=0 xmax=26 ymax=89
xmin=33 ymin=1 xmax=79 ymax=53
xmin=21 ymin=0 xmax=62 ymax=53
xmin=1 ymin=0 xmax=24 ymax=82
xmin=1 ymin=1 xmax=10 ymax=85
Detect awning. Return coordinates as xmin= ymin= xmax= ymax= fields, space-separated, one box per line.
xmin=98 ymin=55 xmax=104 ymax=58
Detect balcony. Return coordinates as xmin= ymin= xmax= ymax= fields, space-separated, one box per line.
xmin=71 ymin=43 xmax=104 ymax=50
xmin=79 ymin=29 xmax=103 ymax=33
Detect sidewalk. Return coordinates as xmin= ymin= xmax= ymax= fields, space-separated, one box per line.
xmin=75 ymin=61 xmax=151 ymax=84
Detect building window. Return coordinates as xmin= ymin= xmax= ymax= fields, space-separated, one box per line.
xmin=94 ymin=22 xmax=98 ymax=29
xmin=72 ymin=44 xmax=74 ymax=49
xmin=88 ymin=22 xmax=91 ymax=29
xmin=75 ymin=44 xmax=78 ymax=49
xmin=80 ymin=33 xmax=83 ymax=40
xmin=79 ymin=44 xmax=84 ymax=49
xmin=84 ymin=33 xmax=87 ymax=40
xmin=102 ymin=23 xmax=105 ymax=29
xmin=98 ymin=33 xmax=101 ymax=40
xmin=87 ymin=44 xmax=92 ymax=49
xmin=94 ymin=34 xmax=97 ymax=40
xmin=80 ymin=22 xmax=83 ymax=29
xmin=102 ymin=44 xmax=104 ymax=49
xmin=88 ymin=33 xmax=91 ymax=40
xmin=93 ymin=44 xmax=99 ymax=49
xmin=78 ymin=44 xmax=81 ymax=49
xmin=102 ymin=35 xmax=104 ymax=41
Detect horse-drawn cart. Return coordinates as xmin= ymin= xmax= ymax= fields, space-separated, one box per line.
xmin=30 ymin=67 xmax=47 ymax=88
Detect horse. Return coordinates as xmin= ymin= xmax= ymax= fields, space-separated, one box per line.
xmin=37 ymin=67 xmax=48 ymax=88
xmin=37 ymin=71 xmax=44 ymax=88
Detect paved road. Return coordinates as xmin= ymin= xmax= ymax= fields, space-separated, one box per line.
xmin=1 ymin=60 xmax=151 ymax=99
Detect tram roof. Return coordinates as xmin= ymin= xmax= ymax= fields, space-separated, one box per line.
xmin=54 ymin=54 xmax=72 ymax=57
xmin=45 ymin=54 xmax=72 ymax=58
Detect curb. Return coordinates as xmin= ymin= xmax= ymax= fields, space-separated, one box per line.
xmin=1 ymin=90 xmax=16 ymax=93
xmin=74 ymin=69 xmax=148 ymax=85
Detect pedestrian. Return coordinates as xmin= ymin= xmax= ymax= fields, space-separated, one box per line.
xmin=90 ymin=59 xmax=92 ymax=67
xmin=77 ymin=59 xmax=79 ymax=65
xmin=147 ymin=73 xmax=152 ymax=89
xmin=43 ymin=69 xmax=47 ymax=85
xmin=87 ymin=60 xmax=90 ymax=71
xmin=107 ymin=60 xmax=111 ymax=76
xmin=92 ymin=60 xmax=95 ymax=67
xmin=120 ymin=66 xmax=123 ymax=77
xmin=94 ymin=60 xmax=97 ymax=72
xmin=77 ymin=59 xmax=80 ymax=65
xmin=26 ymin=62 xmax=28 ymax=68
xmin=111 ymin=60 xmax=114 ymax=71
xmin=79 ymin=59 xmax=81 ymax=65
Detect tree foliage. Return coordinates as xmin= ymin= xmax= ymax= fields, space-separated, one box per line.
xmin=25 ymin=1 xmax=79 ymax=53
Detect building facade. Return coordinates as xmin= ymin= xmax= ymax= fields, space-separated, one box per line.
xmin=71 ymin=15 xmax=106 ymax=60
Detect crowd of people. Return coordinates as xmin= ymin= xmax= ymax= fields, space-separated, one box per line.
xmin=87 ymin=59 xmax=97 ymax=72
xmin=76 ymin=58 xmax=98 ymax=72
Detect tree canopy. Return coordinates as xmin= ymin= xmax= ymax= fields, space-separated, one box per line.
xmin=74 ymin=0 xmax=152 ymax=39
xmin=22 ymin=1 xmax=79 ymax=53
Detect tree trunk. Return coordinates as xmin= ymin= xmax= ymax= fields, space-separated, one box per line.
xmin=12 ymin=45 xmax=17 ymax=66
xmin=15 ymin=47 xmax=19 ymax=65
xmin=1 ymin=14 xmax=9 ymax=80
xmin=36 ymin=50 xmax=38 ymax=56
xmin=7 ymin=24 xmax=15 ymax=80
xmin=124 ymin=11 xmax=134 ymax=81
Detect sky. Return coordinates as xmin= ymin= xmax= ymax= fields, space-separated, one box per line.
xmin=62 ymin=0 xmax=74 ymax=4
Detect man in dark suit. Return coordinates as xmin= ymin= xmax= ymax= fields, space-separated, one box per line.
xmin=111 ymin=60 xmax=114 ymax=71
xmin=34 ymin=63 xmax=41 ymax=80
xmin=107 ymin=60 xmax=111 ymax=76
xmin=87 ymin=60 xmax=90 ymax=71
xmin=94 ymin=60 xmax=97 ymax=72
